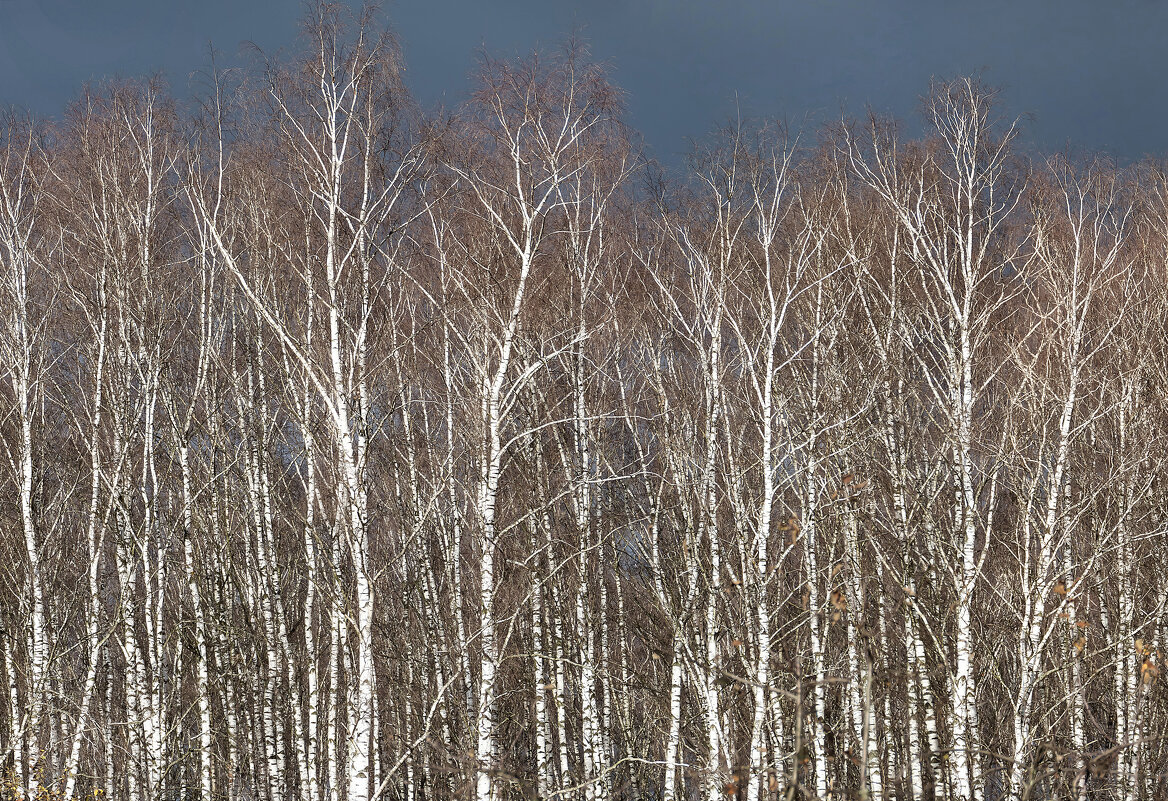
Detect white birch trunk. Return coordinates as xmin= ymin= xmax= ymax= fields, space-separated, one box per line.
xmin=663 ymin=650 xmax=685 ymax=801
xmin=1114 ymin=387 xmax=1135 ymax=801
xmin=63 ymin=317 xmax=109 ymax=801
xmin=529 ymin=513 xmax=554 ymax=801
xmin=747 ymin=352 xmax=777 ymax=801
xmin=950 ymin=324 xmax=980 ymax=801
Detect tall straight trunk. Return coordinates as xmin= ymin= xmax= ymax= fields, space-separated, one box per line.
xmin=747 ymin=348 xmax=778 ymax=801
xmin=0 ymin=225 xmax=38 ymax=782
xmin=843 ymin=505 xmax=865 ymax=797
xmin=288 ymin=270 xmax=323 ymax=801
xmin=298 ymin=379 xmax=322 ymax=801
xmin=1067 ymin=537 xmax=1087 ymax=801
xmin=574 ymin=525 xmax=601 ymax=801
xmin=242 ymin=356 xmax=283 ymax=801
xmin=354 ymin=162 xmax=376 ymax=801
xmin=598 ymin=546 xmax=613 ymax=789
xmin=907 ymin=564 xmax=942 ymax=798
xmin=475 ymin=365 xmax=503 ymax=801
xmin=181 ymin=442 xmax=214 ymax=801
xmin=573 ymin=335 xmax=603 ymax=801
xmin=64 ymin=317 xmax=110 ymax=801
xmin=863 ymin=647 xmax=883 ymax=801
xmin=648 ymin=477 xmax=686 ymax=801
xmin=529 ymin=436 xmax=562 ymax=796
xmin=747 ymin=519 xmax=776 ymax=801
xmin=577 ymin=590 xmax=601 ymax=801
xmin=844 ymin=503 xmax=882 ymax=801
xmin=330 ymin=587 xmax=347 ymax=801
xmin=806 ymin=484 xmax=828 ymax=801
xmin=472 ymin=201 xmax=537 ymax=801
xmin=133 ymin=140 xmax=166 ymax=799
xmin=1114 ymin=387 xmax=1136 ymax=801
xmin=950 ymin=324 xmax=980 ymax=801
xmin=614 ymin=562 xmax=635 ymax=798
xmin=803 ymin=302 xmax=828 ymax=801
xmin=138 ymin=370 xmax=166 ymax=801
xmin=702 ymin=300 xmax=724 ymax=801
xmin=1009 ymin=368 xmax=1080 ymax=801
xmin=890 ymin=411 xmax=932 ymax=800
xmin=328 ymin=204 xmax=374 ymax=801
xmin=663 ymin=649 xmax=685 ymax=801
xmin=117 ymin=515 xmax=155 ymax=801
xmin=441 ymin=278 xmax=474 ymax=726
xmin=551 ymin=585 xmax=572 ymax=791
xmin=15 ymin=309 xmax=44 ymax=794
xmin=878 ymin=589 xmax=897 ymax=799
xmin=4 ymin=633 xmax=23 ymax=789
xmin=104 ymin=641 xmax=117 ymax=801
xmin=529 ymin=511 xmax=554 ymax=801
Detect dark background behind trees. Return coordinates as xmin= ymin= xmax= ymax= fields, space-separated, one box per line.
xmin=4 ymin=0 xmax=1168 ymax=166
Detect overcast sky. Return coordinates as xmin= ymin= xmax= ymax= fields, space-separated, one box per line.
xmin=0 ymin=0 xmax=1161 ymax=165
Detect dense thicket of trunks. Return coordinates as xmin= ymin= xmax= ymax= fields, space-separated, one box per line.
xmin=4 ymin=7 xmax=1168 ymax=801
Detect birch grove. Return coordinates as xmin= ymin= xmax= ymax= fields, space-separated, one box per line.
xmin=7 ymin=8 xmax=1168 ymax=801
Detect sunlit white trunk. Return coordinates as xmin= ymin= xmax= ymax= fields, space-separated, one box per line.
xmin=297 ymin=358 xmax=323 ymax=801
xmin=1009 ymin=366 xmax=1080 ymax=801
xmin=950 ymin=323 xmax=980 ymax=801
xmin=844 ymin=502 xmax=882 ymax=801
xmin=475 ymin=392 xmax=502 ymax=801
xmin=573 ymin=335 xmax=603 ymax=801
xmin=18 ymin=346 xmax=44 ymax=796
xmin=474 ymin=239 xmax=533 ymax=801
xmin=530 ymin=510 xmax=554 ymax=801
xmin=1113 ymin=387 xmax=1136 ymax=801
xmin=181 ymin=441 xmax=214 ymax=801
xmin=551 ymin=587 xmax=572 ymax=790
xmin=663 ymin=649 xmax=685 ymax=801
xmin=747 ymin=339 xmax=777 ymax=801
xmin=803 ymin=296 xmax=828 ymax=801
xmin=700 ymin=295 xmax=724 ymax=801
xmin=2 ymin=193 xmax=46 ymax=793
xmin=4 ymin=634 xmax=23 ymax=791
xmin=64 ymin=318 xmax=109 ymax=801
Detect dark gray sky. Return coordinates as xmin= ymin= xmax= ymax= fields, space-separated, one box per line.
xmin=0 ymin=0 xmax=1162 ymax=165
